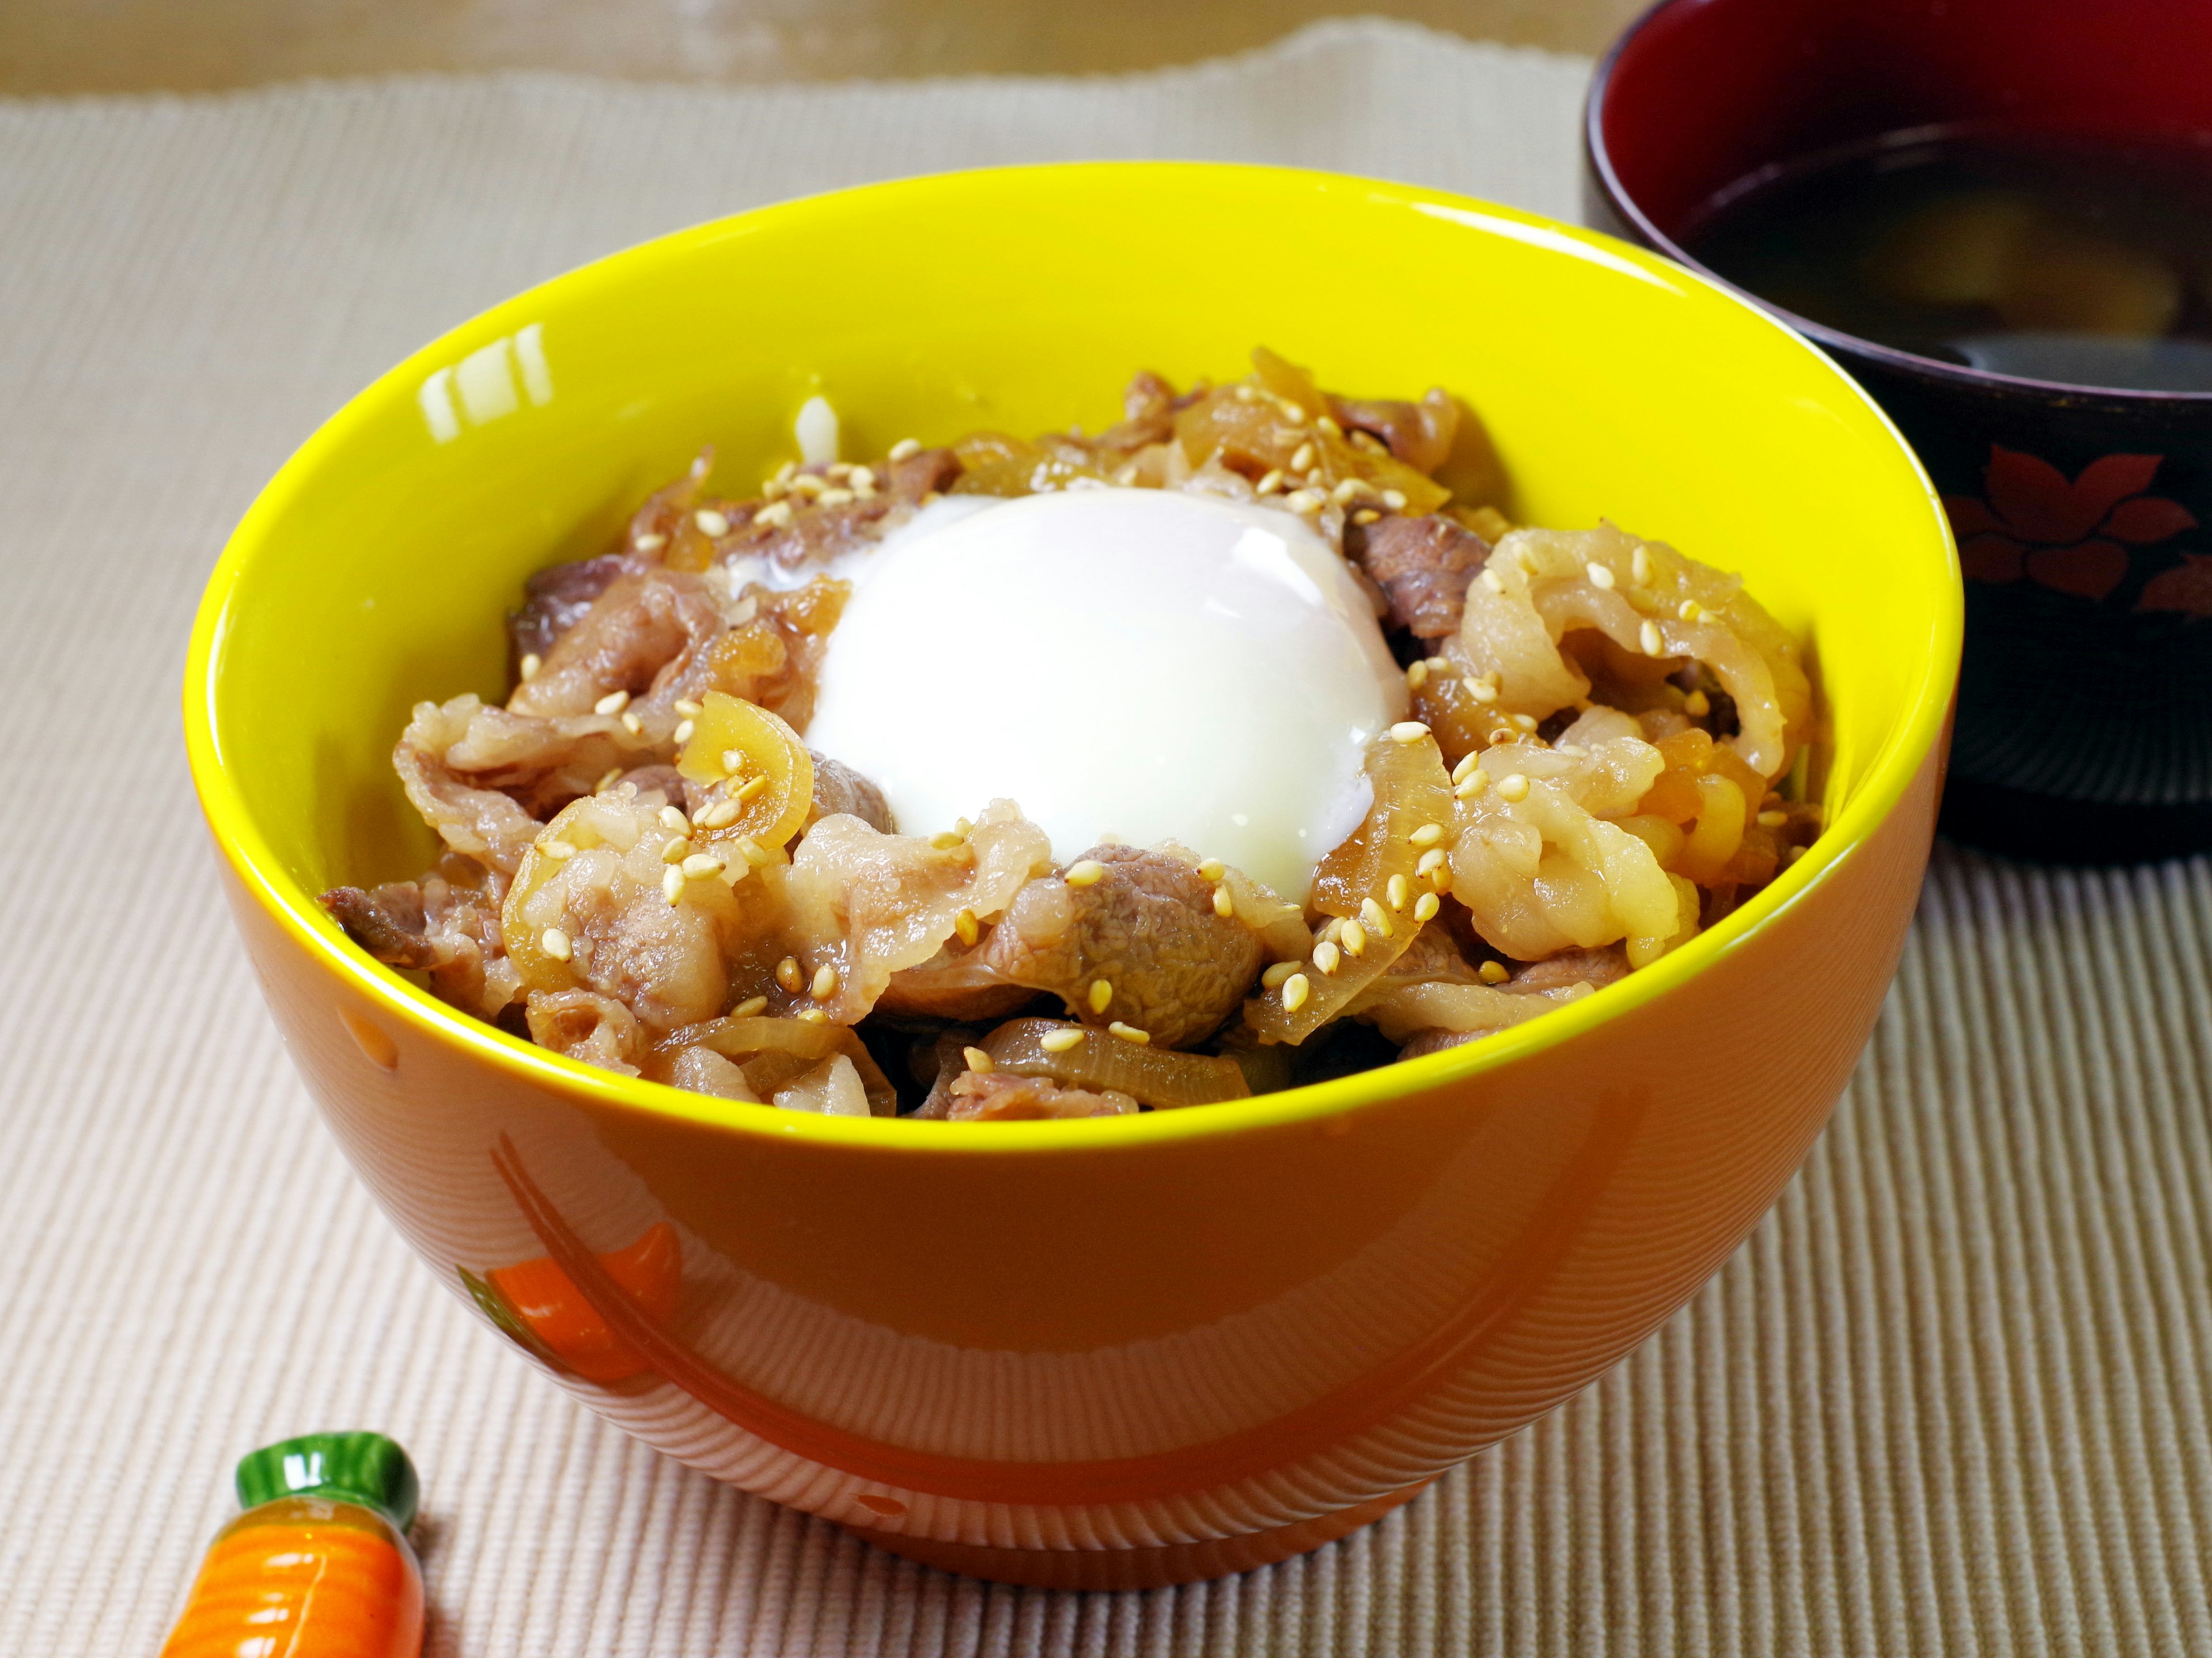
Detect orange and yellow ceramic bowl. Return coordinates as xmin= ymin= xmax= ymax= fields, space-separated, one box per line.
xmin=184 ymin=164 xmax=1960 ymax=1589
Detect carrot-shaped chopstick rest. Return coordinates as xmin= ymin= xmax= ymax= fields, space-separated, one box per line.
xmin=158 ymin=1431 xmax=423 ymax=1658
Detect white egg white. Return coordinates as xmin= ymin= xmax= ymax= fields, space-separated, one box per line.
xmin=798 ymin=486 xmax=1407 ymax=901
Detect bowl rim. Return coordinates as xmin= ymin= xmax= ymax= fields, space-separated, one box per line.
xmin=183 ymin=160 xmax=1962 ymax=1154
xmin=1584 ymin=0 xmax=2212 ymax=409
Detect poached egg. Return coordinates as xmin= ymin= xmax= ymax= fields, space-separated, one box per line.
xmin=797 ymin=487 xmax=1407 ymax=901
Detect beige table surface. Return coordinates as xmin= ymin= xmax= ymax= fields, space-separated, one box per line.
xmin=2 ymin=0 xmax=1645 ymax=93
xmin=1 ymin=19 xmax=2209 ymax=1656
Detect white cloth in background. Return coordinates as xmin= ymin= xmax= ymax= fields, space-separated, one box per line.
xmin=1 ymin=20 xmax=2207 ymax=1655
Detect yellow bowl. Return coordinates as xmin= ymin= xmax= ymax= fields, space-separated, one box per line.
xmin=185 ymin=164 xmax=1959 ymax=1588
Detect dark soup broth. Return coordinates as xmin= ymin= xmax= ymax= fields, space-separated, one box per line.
xmin=1687 ymin=129 xmax=2212 ymax=393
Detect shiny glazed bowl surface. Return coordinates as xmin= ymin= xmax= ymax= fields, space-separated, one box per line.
xmin=185 ymin=164 xmax=1960 ymax=1588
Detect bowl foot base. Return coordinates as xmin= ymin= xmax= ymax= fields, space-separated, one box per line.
xmin=844 ymin=1479 xmax=1433 ymax=1589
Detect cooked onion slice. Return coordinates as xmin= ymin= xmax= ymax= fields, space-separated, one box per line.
xmin=657 ymin=1014 xmax=897 ymax=1116
xmin=1358 ymin=980 xmax=1593 ymax=1044
xmin=677 ymin=691 xmax=814 ymax=851
xmin=1249 ymin=729 xmax=1454 ymax=1044
xmin=983 ymin=1018 xmax=1250 ymax=1110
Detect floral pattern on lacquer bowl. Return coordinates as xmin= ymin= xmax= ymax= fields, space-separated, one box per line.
xmin=1945 ymin=445 xmax=2206 ymax=615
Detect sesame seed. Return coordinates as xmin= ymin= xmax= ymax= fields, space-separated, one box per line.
xmin=1361 ymin=896 xmax=1395 ymax=938
xmin=673 ymin=719 xmax=695 ymax=744
xmin=681 ymin=853 xmax=725 ymax=880
xmin=1316 ymin=414 xmax=1343 ymax=438
xmin=1262 ymin=961 xmax=1300 ymax=989
xmin=1387 ymin=874 xmax=1410 ymax=911
xmin=790 ymin=473 xmax=823 ymax=496
xmin=1354 ymin=509 xmax=1380 ymax=525
xmin=797 ymin=1008 xmax=829 ymax=1025
xmin=1512 ymin=713 xmax=1539 ymax=733
xmin=930 ymin=830 xmax=963 ymax=850
xmin=1197 ymin=858 xmax=1226 ymax=882
xmin=1331 ymin=479 xmax=1362 ymax=505
xmin=1282 ymin=973 xmax=1312 ymax=1013
xmin=1786 ymin=844 xmax=1809 ymax=862
xmin=755 ymin=500 xmax=794 ymax=529
xmin=889 ymin=438 xmax=921 ymax=461
xmin=963 ymin=1046 xmax=994 ymax=1074
xmin=1213 ymin=883 xmax=1235 ymax=919
xmin=1684 ymin=690 xmax=1711 ymax=717
xmin=954 ymin=907 xmax=980 ymax=947
xmin=1040 ymin=1027 xmax=1086 ymax=1053
xmin=1452 ymin=751 xmax=1482 ymax=784
xmin=1407 ymin=661 xmax=1430 ymax=691
xmin=661 ymin=865 xmax=685 ymax=904
xmin=775 ymin=460 xmax=797 ymax=484
xmin=1640 ymin=620 xmax=1665 ymax=656
xmin=1468 ymin=677 xmax=1500 ymax=704
xmin=518 ymin=652 xmax=542 ymax=681
xmin=1088 ymin=979 xmax=1113 ymax=1015
xmin=1389 ymin=720 xmax=1430 ymax=744
xmin=1497 ymin=773 xmax=1531 ymax=802
xmin=594 ymin=689 xmax=630 ymax=716
xmin=541 ymin=926 xmax=573 ymax=962
xmin=661 ymin=837 xmax=691 ymax=863
xmin=594 ymin=767 xmax=624 ymax=792
xmin=696 ymin=799 xmax=740 ymax=830
xmin=1632 ymin=547 xmax=1653 ymax=585
xmin=1286 ymin=489 xmax=1326 ymax=514
xmin=732 ymin=995 xmax=768 ymax=1018
xmin=1065 ymin=859 xmax=1106 ymax=887
xmin=1479 ymin=960 xmax=1509 ymax=984
xmin=733 ymin=836 xmax=771 ymax=866
xmin=1234 ymin=384 xmax=1260 ymax=402
xmin=1480 ymin=568 xmax=1506 ymax=594
xmin=955 ymin=817 xmax=974 ymax=836
xmin=734 ymin=775 xmax=770 ymax=803
xmin=1586 ymin=561 xmax=1616 ymax=590
xmin=536 ymin=840 xmax=575 ymax=863
xmin=1430 ymin=863 xmax=1453 ymax=894
xmin=1456 ymin=769 xmax=1490 ymax=800
xmin=810 ymin=964 xmax=839 ymax=1001
xmin=1758 ymin=810 xmax=1789 ymax=829
xmin=1381 ymin=489 xmax=1407 ymax=511
xmin=694 ymin=509 xmax=730 ymax=537
xmin=721 ymin=749 xmax=745 ymax=775
xmin=850 ymin=466 xmax=876 ymax=494
xmin=1278 ymin=400 xmax=1307 ymax=424
xmin=1256 ymin=468 xmax=1285 ymax=495
xmin=1413 ymin=891 xmax=1441 ymax=923
xmin=634 ymin=532 xmax=666 ymax=552
xmin=1108 ymin=1021 xmax=1150 ymax=1044
xmin=620 ymin=711 xmax=643 ymax=735
xmin=659 ymin=805 xmax=690 ymax=831
xmin=1679 ymin=599 xmax=1706 ymax=623
xmin=1340 ymin=920 xmax=1368 ymax=957
xmin=816 ymin=488 xmax=855 ymax=507
xmin=1416 ymin=848 xmax=1446 ymax=877
xmin=1409 ymin=821 xmax=1445 ymax=848
xmin=775 ymin=956 xmax=802 ymax=992
xmin=1313 ymin=939 xmax=1342 ymax=975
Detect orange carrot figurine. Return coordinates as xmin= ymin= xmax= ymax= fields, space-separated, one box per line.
xmin=159 ymin=1431 xmax=423 ymax=1658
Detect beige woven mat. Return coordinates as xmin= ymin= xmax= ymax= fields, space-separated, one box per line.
xmin=2 ymin=21 xmax=2208 ymax=1655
